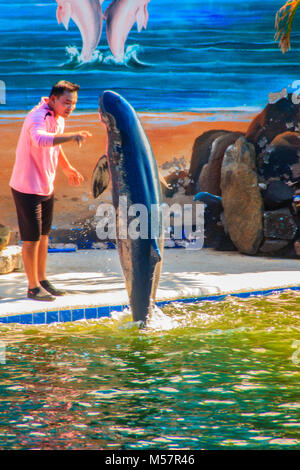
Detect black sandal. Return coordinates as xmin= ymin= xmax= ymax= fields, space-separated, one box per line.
xmin=27 ymin=286 xmax=55 ymax=302
xmin=40 ymin=280 xmax=66 ymax=296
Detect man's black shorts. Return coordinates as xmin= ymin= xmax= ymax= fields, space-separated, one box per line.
xmin=11 ymin=188 xmax=54 ymax=241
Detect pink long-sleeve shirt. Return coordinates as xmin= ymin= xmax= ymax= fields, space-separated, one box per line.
xmin=9 ymin=97 xmax=65 ymax=196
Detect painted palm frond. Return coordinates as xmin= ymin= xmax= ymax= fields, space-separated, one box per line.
xmin=275 ymin=0 xmax=300 ymax=53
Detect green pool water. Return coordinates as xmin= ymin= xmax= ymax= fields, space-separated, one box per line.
xmin=0 ymin=292 xmax=300 ymax=450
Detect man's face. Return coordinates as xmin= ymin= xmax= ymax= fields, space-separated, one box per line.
xmin=50 ymin=91 xmax=78 ymax=118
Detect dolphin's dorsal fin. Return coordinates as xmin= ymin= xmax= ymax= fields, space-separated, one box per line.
xmin=151 ymin=239 xmax=162 ymax=263
xmin=136 ymin=5 xmax=148 ymax=32
xmin=92 ymin=155 xmax=110 ymax=198
xmin=56 ymin=2 xmax=72 ymax=30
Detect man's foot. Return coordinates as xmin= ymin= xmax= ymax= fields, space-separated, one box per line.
xmin=40 ymin=279 xmax=66 ymax=296
xmin=27 ymin=286 xmax=56 ymax=302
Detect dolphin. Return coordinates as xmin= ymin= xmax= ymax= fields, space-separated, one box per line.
xmin=56 ymin=0 xmax=104 ymax=62
xmin=92 ymin=90 xmax=164 ymax=325
xmin=104 ymin=0 xmax=150 ymax=60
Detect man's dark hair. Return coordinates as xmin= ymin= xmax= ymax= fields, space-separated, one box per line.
xmin=49 ymin=80 xmax=80 ymax=98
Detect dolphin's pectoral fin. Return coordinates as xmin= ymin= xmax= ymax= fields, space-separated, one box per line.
xmin=92 ymin=155 xmax=110 ymax=198
xmin=136 ymin=5 xmax=148 ymax=32
xmin=56 ymin=2 xmax=72 ymax=30
xmin=151 ymin=239 xmax=162 ymax=263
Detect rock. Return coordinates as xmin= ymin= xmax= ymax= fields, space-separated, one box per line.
xmin=294 ymin=239 xmax=300 ymax=256
xmin=0 ymin=246 xmax=23 ymax=274
xmin=213 ymin=233 xmax=237 ymax=251
xmin=246 ymin=94 xmax=300 ymax=154
xmin=262 ymin=180 xmax=294 ymax=210
xmin=220 ymin=137 xmax=264 ymax=254
xmin=193 ymin=192 xmax=224 ymax=247
xmin=185 ymin=130 xmax=231 ymax=195
xmin=263 ymin=208 xmax=298 ymax=240
xmin=162 ymin=170 xmax=189 ymax=197
xmin=259 ymin=238 xmax=290 ymax=254
xmin=197 ymin=162 xmax=209 ymax=194
xmin=198 ymin=132 xmax=244 ymax=196
xmin=257 ymin=131 xmax=300 ymax=185
xmin=0 ymin=224 xmax=10 ymax=252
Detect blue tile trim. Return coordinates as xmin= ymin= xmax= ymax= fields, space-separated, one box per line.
xmin=20 ymin=313 xmax=33 ymax=325
xmin=46 ymin=310 xmax=59 ymax=324
xmin=1 ymin=285 xmax=300 ymax=325
xmin=98 ymin=306 xmax=110 ymax=318
xmin=85 ymin=307 xmax=98 ymax=320
xmin=7 ymin=315 xmax=21 ymax=324
xmin=109 ymin=305 xmax=123 ymax=313
xmin=33 ymin=312 xmax=46 ymax=325
xmin=72 ymin=308 xmax=84 ymax=322
xmin=59 ymin=309 xmax=72 ymax=323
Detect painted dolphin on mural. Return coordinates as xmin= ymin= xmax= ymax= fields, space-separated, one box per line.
xmin=92 ymin=90 xmax=164 ymax=325
xmin=56 ymin=0 xmax=104 ymax=61
xmin=104 ymin=0 xmax=150 ymax=60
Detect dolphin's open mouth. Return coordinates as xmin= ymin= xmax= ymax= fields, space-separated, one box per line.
xmin=99 ymin=102 xmax=120 ymax=139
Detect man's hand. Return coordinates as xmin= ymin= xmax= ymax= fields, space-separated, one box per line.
xmin=73 ymin=130 xmax=92 ymax=148
xmin=53 ymin=131 xmax=92 ymax=147
xmin=62 ymin=165 xmax=84 ymax=186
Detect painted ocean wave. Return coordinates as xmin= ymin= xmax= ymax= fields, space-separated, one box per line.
xmin=58 ymin=44 xmax=153 ymax=70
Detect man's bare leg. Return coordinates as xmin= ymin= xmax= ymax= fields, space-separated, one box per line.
xmin=37 ymin=235 xmax=66 ymax=296
xmin=22 ymin=240 xmax=40 ymax=289
xmin=38 ymin=234 xmax=49 ymax=282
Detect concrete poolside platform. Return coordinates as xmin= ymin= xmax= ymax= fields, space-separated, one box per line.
xmin=0 ymin=248 xmax=300 ymax=324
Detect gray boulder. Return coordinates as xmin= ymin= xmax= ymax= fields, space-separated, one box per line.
xmin=199 ymin=132 xmax=244 ymax=196
xmin=221 ymin=137 xmax=264 ymax=254
xmin=185 ymin=130 xmax=230 ymax=195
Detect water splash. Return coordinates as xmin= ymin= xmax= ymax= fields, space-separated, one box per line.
xmin=60 ymin=44 xmax=152 ymax=69
xmin=147 ymin=305 xmax=182 ymax=331
xmin=101 ymin=304 xmax=195 ymax=332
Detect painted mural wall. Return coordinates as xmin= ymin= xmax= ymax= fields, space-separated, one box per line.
xmin=1 ymin=0 xmax=299 ymax=113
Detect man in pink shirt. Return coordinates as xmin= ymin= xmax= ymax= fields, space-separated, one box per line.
xmin=10 ymin=80 xmax=92 ymax=301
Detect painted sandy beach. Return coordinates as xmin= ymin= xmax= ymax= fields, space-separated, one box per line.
xmin=0 ymin=110 xmax=252 ymax=232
